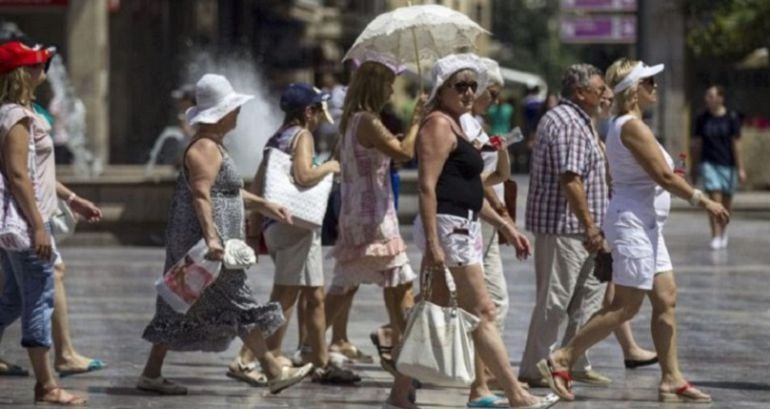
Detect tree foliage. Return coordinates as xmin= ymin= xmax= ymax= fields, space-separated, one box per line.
xmin=687 ymin=0 xmax=770 ymax=58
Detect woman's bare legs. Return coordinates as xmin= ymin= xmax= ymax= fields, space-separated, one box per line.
xmin=325 ymin=286 xmax=358 ymax=347
xmin=29 ymin=346 xmax=85 ymax=404
xmin=51 ymin=262 xmax=102 ymax=373
xmin=300 ymin=286 xmax=329 ymax=367
xmin=650 ymin=272 xmax=709 ymax=399
xmin=265 ymin=285 xmax=301 ymax=355
xmin=141 ymin=344 xmax=168 ymax=379
xmin=383 ymin=282 xmax=413 ymax=344
xmin=604 ymin=283 xmax=657 ymax=362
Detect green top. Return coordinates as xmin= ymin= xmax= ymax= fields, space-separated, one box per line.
xmin=487 ymin=102 xmax=513 ymax=135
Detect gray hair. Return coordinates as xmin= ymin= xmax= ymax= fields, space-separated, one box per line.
xmin=560 ymin=63 xmax=602 ymax=99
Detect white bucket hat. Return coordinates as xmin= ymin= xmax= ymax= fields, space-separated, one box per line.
xmin=185 ymin=74 xmax=255 ymax=125
xmin=479 ymin=57 xmax=504 ymax=88
xmin=428 ymin=53 xmax=487 ymax=103
xmin=613 ymin=62 xmax=664 ymax=94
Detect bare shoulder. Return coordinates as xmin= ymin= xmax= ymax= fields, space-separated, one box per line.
xmin=621 ymin=117 xmax=648 ymax=136
xmin=420 ymin=114 xmax=454 ymax=139
xmin=185 ymin=138 xmax=223 ymax=168
xmin=357 ymin=111 xmax=384 ymax=131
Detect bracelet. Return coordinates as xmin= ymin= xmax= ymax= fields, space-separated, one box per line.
xmin=688 ymin=189 xmax=704 ymax=207
xmin=65 ymin=193 xmax=77 ymax=204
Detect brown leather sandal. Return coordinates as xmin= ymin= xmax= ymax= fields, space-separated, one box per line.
xmin=34 ymin=383 xmax=87 ymax=406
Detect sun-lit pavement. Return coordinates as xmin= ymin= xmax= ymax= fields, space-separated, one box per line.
xmin=1 ymin=204 xmax=769 ymax=408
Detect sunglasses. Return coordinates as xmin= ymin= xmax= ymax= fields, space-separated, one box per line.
xmin=640 ymin=77 xmax=656 ymax=87
xmin=488 ymin=89 xmax=500 ymax=100
xmin=452 ymin=81 xmax=478 ymax=94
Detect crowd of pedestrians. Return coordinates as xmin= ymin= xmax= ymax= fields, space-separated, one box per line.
xmin=0 ymin=35 xmax=734 ymax=409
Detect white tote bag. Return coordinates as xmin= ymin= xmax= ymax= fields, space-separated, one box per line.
xmin=261 ymin=147 xmax=332 ymax=229
xmin=396 ymin=267 xmax=480 ymax=386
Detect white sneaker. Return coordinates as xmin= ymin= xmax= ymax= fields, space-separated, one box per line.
xmin=709 ymin=237 xmax=722 ymax=250
xmin=720 ymin=234 xmax=729 ymax=248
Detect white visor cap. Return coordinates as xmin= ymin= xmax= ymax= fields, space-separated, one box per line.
xmin=613 ymin=62 xmax=664 ymax=94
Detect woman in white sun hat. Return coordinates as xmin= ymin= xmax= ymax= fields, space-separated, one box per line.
xmin=537 ymin=59 xmax=729 ymax=404
xmin=385 ymin=54 xmax=556 ymax=409
xmin=138 ymin=74 xmax=313 ymax=396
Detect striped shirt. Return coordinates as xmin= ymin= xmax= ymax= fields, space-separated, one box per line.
xmin=525 ymin=99 xmax=608 ymax=235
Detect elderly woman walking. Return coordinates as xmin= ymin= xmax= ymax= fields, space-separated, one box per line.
xmin=385 ymin=54 xmax=556 ymax=409
xmin=138 ymin=74 xmax=312 ymax=395
xmin=537 ymin=59 xmax=729 ymax=403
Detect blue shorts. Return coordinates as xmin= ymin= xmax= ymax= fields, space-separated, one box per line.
xmin=701 ymin=161 xmax=738 ymax=195
xmin=0 ymin=224 xmax=56 ymax=348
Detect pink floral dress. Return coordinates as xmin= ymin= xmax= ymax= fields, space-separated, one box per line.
xmin=330 ymin=112 xmax=415 ymax=288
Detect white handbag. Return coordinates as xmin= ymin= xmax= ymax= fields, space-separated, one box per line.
xmin=261 ymin=147 xmax=332 ymax=229
xmin=396 ymin=266 xmax=480 ymax=386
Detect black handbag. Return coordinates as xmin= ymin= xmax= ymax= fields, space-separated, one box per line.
xmin=594 ymin=249 xmax=613 ymax=283
xmin=321 ymin=181 xmax=341 ymax=246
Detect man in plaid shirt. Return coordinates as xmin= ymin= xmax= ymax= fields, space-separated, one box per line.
xmin=518 ymin=64 xmax=611 ymax=386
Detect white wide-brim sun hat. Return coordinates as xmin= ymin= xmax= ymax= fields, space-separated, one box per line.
xmin=428 ymin=53 xmax=488 ymax=103
xmin=186 ymin=73 xmax=255 ymax=126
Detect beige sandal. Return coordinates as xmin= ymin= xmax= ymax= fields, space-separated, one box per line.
xmin=226 ymin=360 xmax=268 ymax=387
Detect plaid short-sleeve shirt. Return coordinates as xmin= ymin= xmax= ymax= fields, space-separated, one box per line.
xmin=525 ymin=99 xmax=608 ymax=235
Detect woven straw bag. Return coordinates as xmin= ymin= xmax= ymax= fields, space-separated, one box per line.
xmin=262 ymin=147 xmax=333 ymax=229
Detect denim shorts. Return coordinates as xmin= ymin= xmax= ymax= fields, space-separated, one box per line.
xmin=0 ymin=223 xmax=55 ymax=348
xmin=701 ymin=161 xmax=738 ymax=195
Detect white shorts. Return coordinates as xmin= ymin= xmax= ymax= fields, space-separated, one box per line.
xmin=413 ymin=213 xmax=483 ymax=267
xmin=604 ymin=210 xmax=672 ymax=291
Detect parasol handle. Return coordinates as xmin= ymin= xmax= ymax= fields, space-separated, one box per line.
xmin=408 ymin=1 xmax=423 ymax=95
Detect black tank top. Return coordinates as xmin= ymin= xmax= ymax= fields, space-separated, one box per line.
xmin=425 ymin=112 xmax=485 ymax=217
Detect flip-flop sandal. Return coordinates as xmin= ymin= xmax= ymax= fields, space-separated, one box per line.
xmin=659 ymin=382 xmax=712 ymax=403
xmin=467 ymin=395 xmax=509 ymax=408
xmin=0 ymin=362 xmax=29 ymax=377
xmin=58 ymin=359 xmax=105 ymax=378
xmin=536 ymin=358 xmax=574 ymax=401
xmin=513 ymin=393 xmax=560 ymax=409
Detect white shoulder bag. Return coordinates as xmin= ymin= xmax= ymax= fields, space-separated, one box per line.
xmin=395 ymin=266 xmax=480 ymax=386
xmin=261 ymin=147 xmax=332 ymax=229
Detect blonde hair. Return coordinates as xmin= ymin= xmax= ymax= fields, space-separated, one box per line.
xmin=339 ymin=61 xmax=396 ymax=133
xmin=605 ymin=58 xmax=639 ymax=115
xmin=0 ymin=67 xmax=34 ymax=106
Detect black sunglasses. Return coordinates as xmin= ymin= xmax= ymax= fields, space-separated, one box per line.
xmin=640 ymin=77 xmax=656 ymax=87
xmin=488 ymin=89 xmax=500 ymax=100
xmin=452 ymin=81 xmax=478 ymax=94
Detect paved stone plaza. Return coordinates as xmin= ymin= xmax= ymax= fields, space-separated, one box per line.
xmin=1 ymin=208 xmax=769 ymax=408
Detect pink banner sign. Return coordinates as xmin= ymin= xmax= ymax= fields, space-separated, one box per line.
xmin=560 ymin=15 xmax=636 ymax=44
